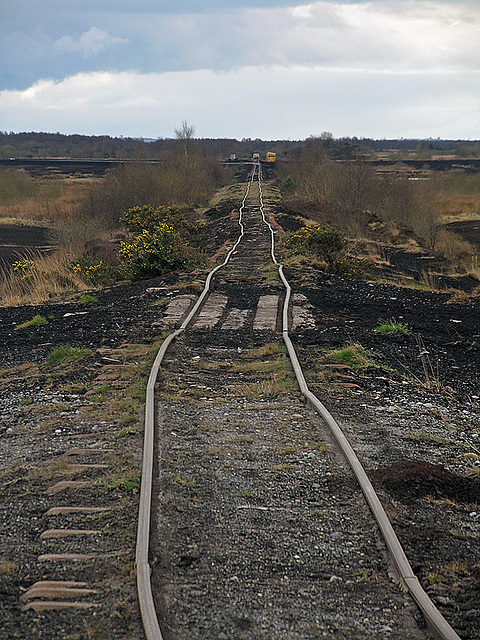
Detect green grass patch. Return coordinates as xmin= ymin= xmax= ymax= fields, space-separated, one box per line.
xmin=15 ymin=314 xmax=47 ymax=330
xmin=45 ymin=345 xmax=92 ymax=367
xmin=405 ymin=431 xmax=449 ymax=446
xmin=78 ymin=294 xmax=98 ymax=304
xmin=175 ymin=476 xmax=197 ymax=488
xmin=324 ymin=343 xmax=374 ymax=368
xmin=107 ymin=475 xmax=140 ymax=492
xmin=242 ymin=342 xmax=285 ymax=359
xmin=375 ymin=319 xmax=411 ymax=336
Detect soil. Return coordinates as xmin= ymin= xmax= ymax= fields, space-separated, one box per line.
xmin=0 ymin=224 xmax=55 ymax=271
xmin=369 ymin=461 xmax=480 ymax=503
xmin=0 ymin=187 xmax=479 ymax=639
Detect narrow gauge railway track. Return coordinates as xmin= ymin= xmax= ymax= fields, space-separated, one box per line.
xmin=137 ymin=166 xmax=461 ymax=639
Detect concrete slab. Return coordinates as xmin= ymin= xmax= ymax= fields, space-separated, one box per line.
xmin=291 ymin=293 xmax=316 ymax=330
xmin=152 ymin=294 xmax=196 ymax=329
xmin=253 ymin=295 xmax=279 ymax=330
xmin=193 ymin=294 xmax=228 ymax=329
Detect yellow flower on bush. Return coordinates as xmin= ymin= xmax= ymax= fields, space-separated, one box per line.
xmin=119 ymin=225 xmax=187 ymax=280
xmin=285 ymin=224 xmax=344 ymax=266
xmin=13 ymin=259 xmax=37 ymax=280
xmin=70 ymin=259 xmax=109 ymax=284
xmin=119 ymin=205 xmax=182 ymax=233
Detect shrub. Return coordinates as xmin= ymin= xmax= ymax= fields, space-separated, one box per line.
xmin=70 ymin=256 xmax=114 ymax=285
xmin=119 ymin=205 xmax=183 ymax=233
xmin=330 ymin=257 xmax=370 ymax=279
xmin=285 ymin=224 xmax=345 ymax=266
xmin=119 ymin=225 xmax=187 ymax=280
xmin=12 ymin=259 xmax=38 ymax=281
xmin=280 ymin=176 xmax=297 ymax=196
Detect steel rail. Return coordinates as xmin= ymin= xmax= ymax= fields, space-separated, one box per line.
xmin=256 ymin=166 xmax=461 ymax=640
xmin=137 ymin=163 xmax=460 ymax=640
xmin=135 ymin=166 xmax=257 ymax=640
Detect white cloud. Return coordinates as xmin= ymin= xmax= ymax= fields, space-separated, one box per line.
xmin=0 ymin=66 xmax=478 ymax=139
xmin=53 ymin=27 xmax=129 ymax=58
xmin=244 ymin=0 xmax=480 ymax=72
xmin=2 ymin=1 xmax=478 ymax=91
xmin=1 ymin=1 xmax=478 ymax=139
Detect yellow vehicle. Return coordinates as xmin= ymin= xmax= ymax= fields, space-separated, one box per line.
xmin=266 ymin=152 xmax=276 ymax=163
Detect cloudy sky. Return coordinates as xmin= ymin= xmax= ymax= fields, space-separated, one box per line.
xmin=0 ymin=0 xmax=478 ymax=140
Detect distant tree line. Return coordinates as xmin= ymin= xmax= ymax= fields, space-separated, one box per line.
xmin=1 ymin=131 xmax=478 ymax=161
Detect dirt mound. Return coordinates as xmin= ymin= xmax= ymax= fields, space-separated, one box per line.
xmin=369 ymin=460 xmax=480 ymax=503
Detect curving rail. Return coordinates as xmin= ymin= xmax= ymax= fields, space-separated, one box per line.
xmin=135 ymin=167 xmax=256 ymax=640
xmin=136 ymin=164 xmax=461 ymax=640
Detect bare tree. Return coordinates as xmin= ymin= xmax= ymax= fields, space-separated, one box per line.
xmin=377 ymin=177 xmax=418 ymax=228
xmin=414 ymin=204 xmax=443 ymax=250
xmin=175 ymin=120 xmax=195 ymax=156
xmin=333 ymin=161 xmax=376 ymax=232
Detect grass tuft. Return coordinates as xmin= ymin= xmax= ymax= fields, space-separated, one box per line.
xmin=78 ymin=294 xmax=98 ymax=304
xmin=375 ymin=319 xmax=411 ymax=336
xmin=324 ymin=343 xmax=374 ymax=368
xmin=14 ymin=314 xmax=47 ymax=330
xmin=45 ymin=345 xmax=92 ymax=367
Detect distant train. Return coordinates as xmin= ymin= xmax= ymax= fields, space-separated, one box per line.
xmin=225 ymin=152 xmax=276 ymax=163
xmin=251 ymin=152 xmax=276 ymax=162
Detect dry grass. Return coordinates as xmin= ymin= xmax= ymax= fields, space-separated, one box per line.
xmin=242 ymin=342 xmax=285 ymax=359
xmin=0 ymin=175 xmax=97 ymax=223
xmin=443 ymin=559 xmax=470 ymax=576
xmin=231 ymin=358 xmax=291 ymax=374
xmin=0 ymin=247 xmax=90 ymax=306
xmin=0 ymin=362 xmax=40 ymax=391
xmin=417 ymin=174 xmax=480 ymax=222
xmin=232 ymin=372 xmax=297 ymax=399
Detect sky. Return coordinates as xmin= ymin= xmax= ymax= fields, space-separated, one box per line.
xmin=0 ymin=0 xmax=478 ymax=140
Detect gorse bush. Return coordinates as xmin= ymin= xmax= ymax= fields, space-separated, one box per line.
xmin=118 ymin=204 xmax=208 ymax=281
xmin=119 ymin=225 xmax=187 ymax=280
xmin=119 ymin=204 xmax=183 ymax=233
xmin=330 ymin=256 xmax=370 ymax=279
xmin=12 ymin=259 xmax=38 ymax=281
xmin=285 ymin=225 xmax=345 ymax=266
xmin=70 ymin=256 xmax=114 ymax=285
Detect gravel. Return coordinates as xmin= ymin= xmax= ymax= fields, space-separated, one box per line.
xmin=0 ymin=195 xmax=479 ymax=639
